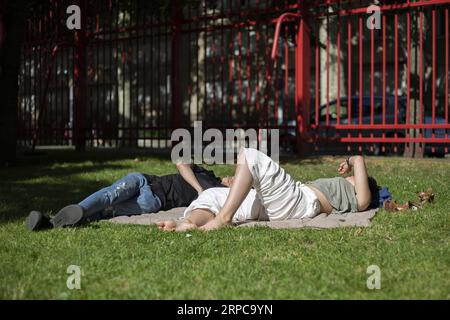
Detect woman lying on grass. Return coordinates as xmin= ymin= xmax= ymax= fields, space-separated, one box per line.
xmin=157 ymin=148 xmax=380 ymax=232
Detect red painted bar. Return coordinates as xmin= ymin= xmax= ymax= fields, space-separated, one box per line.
xmin=271 ymin=12 xmax=300 ymax=60
xmin=295 ymin=14 xmax=301 ymax=138
xmin=255 ymin=23 xmax=260 ymax=115
xmin=315 ymin=30 xmax=319 ymax=126
xmin=284 ymin=23 xmax=289 ymax=126
xmin=382 ymin=14 xmax=386 ymax=152
xmin=419 ymin=12 xmax=424 ymax=151
xmin=246 ymin=22 xmax=251 ymax=124
xmin=337 ymin=15 xmax=341 ymax=126
xmin=264 ymin=1 xmax=270 ymax=128
xmin=266 ymin=27 xmax=279 ymax=123
xmin=341 ymin=137 xmax=450 ymax=143
xmin=331 ymin=124 xmax=450 ymax=129
xmin=370 ymin=18 xmax=374 ymax=151
xmin=326 ymin=15 xmax=330 ymax=126
xmin=432 ymin=9 xmax=436 ymax=152
xmin=394 ymin=13 xmax=398 ymax=152
xmin=406 ymin=11 xmax=411 ymax=151
xmin=315 ymin=0 xmax=450 ymax=17
xmin=446 ymin=9 xmax=449 ymax=152
xmin=228 ymin=10 xmax=233 ymax=125
xmin=347 ymin=17 xmax=351 ymax=129
xmin=358 ymin=14 xmax=362 ymax=152
xmin=238 ymin=30 xmax=243 ymax=114
xmin=297 ymin=19 xmax=311 ymax=150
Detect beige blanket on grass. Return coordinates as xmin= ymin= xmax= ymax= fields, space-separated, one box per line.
xmin=106 ymin=207 xmax=379 ymax=229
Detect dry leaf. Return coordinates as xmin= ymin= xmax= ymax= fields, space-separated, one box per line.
xmin=417 ymin=187 xmax=434 ymax=204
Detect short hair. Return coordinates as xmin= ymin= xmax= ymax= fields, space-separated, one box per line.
xmin=368 ymin=176 xmax=380 ymax=208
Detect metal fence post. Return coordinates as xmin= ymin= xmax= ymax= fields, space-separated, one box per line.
xmin=296 ymin=18 xmax=311 ymax=155
xmin=73 ymin=0 xmax=87 ymax=151
xmin=171 ymin=1 xmax=182 ymax=131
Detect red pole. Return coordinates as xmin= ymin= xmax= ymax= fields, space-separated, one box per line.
xmin=446 ymin=9 xmax=449 ymax=153
xmin=382 ymin=14 xmax=386 ymax=153
xmin=370 ymin=20 xmax=374 ymax=152
xmin=406 ymin=12 xmax=410 ymax=154
xmin=337 ymin=15 xmax=341 ymax=126
xmin=325 ymin=15 xmax=329 ymax=126
xmin=358 ymin=14 xmax=363 ymax=153
xmin=419 ymin=12 xmax=424 ymax=154
xmin=296 ymin=18 xmax=310 ymax=154
xmin=284 ymin=24 xmax=289 ymax=126
xmin=315 ymin=30 xmax=319 ymax=127
xmin=73 ymin=0 xmax=87 ymax=151
xmin=394 ymin=13 xmax=398 ymax=152
xmin=347 ymin=17 xmax=351 ymax=151
xmin=432 ymin=9 xmax=436 ymax=153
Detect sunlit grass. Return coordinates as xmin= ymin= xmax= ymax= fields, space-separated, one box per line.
xmin=0 ymin=151 xmax=449 ymax=299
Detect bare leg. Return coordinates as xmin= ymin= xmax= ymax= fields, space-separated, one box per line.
xmin=186 ymin=208 xmax=216 ymax=226
xmin=199 ymin=152 xmax=253 ymax=231
xmin=157 ymin=208 xmax=216 ymax=232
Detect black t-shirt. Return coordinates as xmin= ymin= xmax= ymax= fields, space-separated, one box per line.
xmin=144 ymin=165 xmax=225 ymax=211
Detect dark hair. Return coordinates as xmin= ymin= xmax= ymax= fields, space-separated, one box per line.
xmin=368 ymin=176 xmax=380 ymax=208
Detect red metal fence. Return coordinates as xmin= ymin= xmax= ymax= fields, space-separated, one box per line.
xmin=17 ymin=0 xmax=450 ymax=156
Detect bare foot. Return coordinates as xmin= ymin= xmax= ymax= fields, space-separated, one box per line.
xmin=156 ymin=219 xmax=198 ymax=232
xmin=199 ymin=216 xmax=231 ymax=231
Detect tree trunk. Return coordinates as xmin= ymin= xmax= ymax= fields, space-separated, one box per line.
xmin=0 ymin=0 xmax=26 ymax=165
xmin=405 ymin=11 xmax=425 ymax=158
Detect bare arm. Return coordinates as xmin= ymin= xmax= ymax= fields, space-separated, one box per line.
xmin=176 ymin=163 xmax=204 ymax=194
xmin=347 ymin=155 xmax=371 ymax=211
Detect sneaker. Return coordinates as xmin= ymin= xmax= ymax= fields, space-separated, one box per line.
xmin=25 ymin=211 xmax=53 ymax=231
xmin=50 ymin=204 xmax=85 ymax=228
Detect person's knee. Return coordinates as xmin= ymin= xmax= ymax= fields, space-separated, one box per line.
xmin=137 ymin=196 xmax=161 ymax=213
xmin=125 ymin=172 xmax=147 ymax=187
xmin=125 ymin=172 xmax=144 ymax=180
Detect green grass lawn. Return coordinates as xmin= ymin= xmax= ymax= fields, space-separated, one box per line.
xmin=0 ymin=150 xmax=449 ymax=299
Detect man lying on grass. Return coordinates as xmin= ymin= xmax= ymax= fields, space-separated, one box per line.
xmin=157 ymin=148 xmax=380 ymax=232
xmin=25 ymin=163 xmax=234 ymax=231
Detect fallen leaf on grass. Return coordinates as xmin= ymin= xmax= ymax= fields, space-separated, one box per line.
xmin=383 ymin=187 xmax=435 ymax=212
xmin=417 ymin=187 xmax=434 ymax=204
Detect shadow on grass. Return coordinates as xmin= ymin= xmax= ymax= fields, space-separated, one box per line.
xmin=0 ymin=158 xmax=133 ymax=225
xmin=13 ymin=148 xmax=171 ymax=167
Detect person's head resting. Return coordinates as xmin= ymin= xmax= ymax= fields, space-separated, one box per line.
xmin=368 ymin=176 xmax=380 ymax=209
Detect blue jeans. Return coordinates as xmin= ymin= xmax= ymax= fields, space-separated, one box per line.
xmin=78 ymin=173 xmax=161 ymax=221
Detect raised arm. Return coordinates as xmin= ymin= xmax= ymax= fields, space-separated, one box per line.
xmin=176 ymin=163 xmax=204 ymax=194
xmin=343 ymin=155 xmax=371 ymax=211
